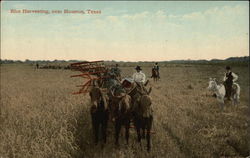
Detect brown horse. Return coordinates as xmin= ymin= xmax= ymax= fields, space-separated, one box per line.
xmin=128 ymin=82 xmax=153 ymax=152
xmin=110 ymin=92 xmax=132 ymax=146
xmin=151 ymin=68 xmax=159 ymax=82
xmin=89 ymin=87 xmax=109 ymax=145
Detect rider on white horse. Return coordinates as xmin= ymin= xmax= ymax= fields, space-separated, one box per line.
xmin=207 ymin=66 xmax=240 ymax=109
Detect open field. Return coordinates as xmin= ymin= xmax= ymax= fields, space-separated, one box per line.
xmin=0 ymin=64 xmax=249 ymax=158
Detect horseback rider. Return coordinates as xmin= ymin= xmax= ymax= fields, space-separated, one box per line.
xmin=223 ymin=66 xmax=238 ymax=100
xmin=132 ymin=66 xmax=146 ymax=84
xmin=131 ymin=65 xmax=149 ymax=111
xmin=153 ymin=62 xmax=160 ymax=78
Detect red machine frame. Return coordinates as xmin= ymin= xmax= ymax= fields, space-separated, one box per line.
xmin=70 ymin=60 xmax=107 ymax=94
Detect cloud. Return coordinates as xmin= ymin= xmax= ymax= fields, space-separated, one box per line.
xmin=179 ymin=4 xmax=248 ymax=26
xmin=107 ymin=15 xmax=119 ymax=23
xmin=11 ymin=3 xmax=28 ymax=9
xmin=122 ymin=11 xmax=149 ymax=20
xmin=1 ymin=3 xmax=249 ymax=61
xmin=182 ymin=12 xmax=204 ymax=20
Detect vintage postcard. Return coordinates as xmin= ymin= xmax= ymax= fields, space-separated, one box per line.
xmin=0 ymin=1 xmax=249 ymax=158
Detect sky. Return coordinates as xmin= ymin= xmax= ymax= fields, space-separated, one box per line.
xmin=1 ymin=1 xmax=249 ymax=61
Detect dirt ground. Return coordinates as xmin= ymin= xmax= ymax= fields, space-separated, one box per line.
xmin=0 ymin=64 xmax=249 ymax=158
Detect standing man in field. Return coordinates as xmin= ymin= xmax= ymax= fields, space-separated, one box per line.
xmin=223 ymin=66 xmax=238 ymax=100
xmin=36 ymin=63 xmax=39 ymax=69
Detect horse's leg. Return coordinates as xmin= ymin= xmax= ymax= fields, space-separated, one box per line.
xmin=91 ymin=113 xmax=95 ymax=132
xmin=94 ymin=119 xmax=99 ymax=145
xmin=236 ymin=95 xmax=240 ymax=105
xmin=219 ymin=98 xmax=224 ymax=111
xmin=91 ymin=108 xmax=96 ymax=131
xmin=125 ymin=119 xmax=130 ymax=145
xmin=146 ymin=129 xmax=151 ymax=152
xmin=146 ymin=116 xmax=153 ymax=152
xmin=115 ymin=119 xmax=122 ymax=145
xmin=101 ymin=116 xmax=108 ymax=144
xmin=136 ymin=126 xmax=141 ymax=143
xmin=133 ymin=114 xmax=142 ymax=146
xmin=91 ymin=111 xmax=98 ymax=145
xmin=142 ymin=119 xmax=146 ymax=139
xmin=232 ymin=95 xmax=236 ymax=106
xmin=135 ymin=118 xmax=141 ymax=143
xmin=233 ymin=94 xmax=239 ymax=106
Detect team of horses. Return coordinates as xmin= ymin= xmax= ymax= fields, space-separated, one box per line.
xmin=89 ymin=77 xmax=153 ymax=151
xmin=84 ymin=66 xmax=240 ymax=151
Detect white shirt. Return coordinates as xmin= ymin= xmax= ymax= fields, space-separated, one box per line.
xmin=132 ymin=71 xmax=146 ymax=83
xmin=223 ymin=71 xmax=238 ymax=82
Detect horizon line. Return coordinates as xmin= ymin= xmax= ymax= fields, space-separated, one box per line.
xmin=0 ymin=56 xmax=249 ymax=63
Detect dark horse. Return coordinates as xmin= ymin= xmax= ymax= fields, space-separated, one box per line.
xmin=151 ymin=68 xmax=159 ymax=82
xmin=134 ymin=95 xmax=153 ymax=152
xmin=90 ymin=87 xmax=109 ymax=145
xmin=111 ymin=93 xmax=132 ymax=146
xmin=129 ymin=82 xmax=153 ymax=152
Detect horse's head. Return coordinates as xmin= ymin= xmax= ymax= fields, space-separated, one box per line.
xmin=110 ymin=90 xmax=131 ymax=114
xmin=139 ymin=95 xmax=153 ymax=118
xmin=89 ymin=87 xmax=102 ymax=101
xmin=89 ymin=87 xmax=108 ymax=109
xmin=134 ymin=82 xmax=152 ymax=95
xmin=207 ymin=78 xmax=217 ymax=91
xmin=119 ymin=94 xmax=131 ymax=113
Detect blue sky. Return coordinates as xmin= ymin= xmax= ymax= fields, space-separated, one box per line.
xmin=1 ymin=1 xmax=249 ymax=61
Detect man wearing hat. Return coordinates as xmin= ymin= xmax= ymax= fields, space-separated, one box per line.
xmin=132 ymin=65 xmax=146 ymax=84
xmin=223 ymin=66 xmax=238 ymax=100
xmin=110 ymin=64 xmax=121 ymax=80
xmin=153 ymin=62 xmax=160 ymax=78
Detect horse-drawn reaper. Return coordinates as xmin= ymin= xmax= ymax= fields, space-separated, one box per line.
xmin=70 ymin=61 xmax=109 ymax=144
xmin=70 ymin=61 xmax=154 ymax=151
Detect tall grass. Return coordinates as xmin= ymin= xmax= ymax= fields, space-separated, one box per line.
xmin=0 ymin=64 xmax=249 ymax=158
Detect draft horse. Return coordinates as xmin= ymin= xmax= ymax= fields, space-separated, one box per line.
xmin=129 ymin=82 xmax=153 ymax=152
xmin=89 ymin=87 xmax=109 ymax=145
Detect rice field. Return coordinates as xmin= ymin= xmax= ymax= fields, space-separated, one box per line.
xmin=0 ymin=64 xmax=249 ymax=158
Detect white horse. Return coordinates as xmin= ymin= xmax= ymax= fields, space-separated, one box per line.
xmin=207 ymin=78 xmax=240 ymax=110
xmin=231 ymin=83 xmax=241 ymax=105
xmin=207 ymin=78 xmax=226 ymax=110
